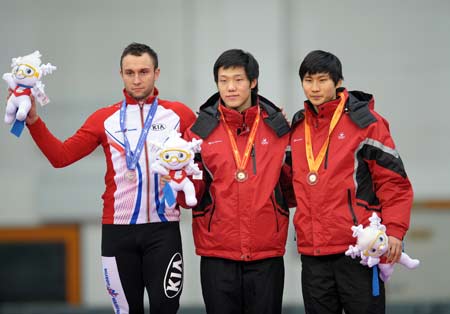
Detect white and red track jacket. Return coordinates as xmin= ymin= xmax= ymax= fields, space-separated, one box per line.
xmin=28 ymin=88 xmax=196 ymax=224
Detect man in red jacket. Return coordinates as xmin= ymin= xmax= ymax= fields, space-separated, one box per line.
xmin=184 ymin=49 xmax=293 ymax=314
xmin=290 ymin=50 xmax=414 ymax=314
xmin=12 ymin=43 xmax=196 ymax=314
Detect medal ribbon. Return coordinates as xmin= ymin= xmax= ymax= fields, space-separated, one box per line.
xmin=218 ymin=104 xmax=260 ymax=173
xmin=120 ymin=98 xmax=158 ymax=170
xmin=304 ymin=92 xmax=347 ymax=174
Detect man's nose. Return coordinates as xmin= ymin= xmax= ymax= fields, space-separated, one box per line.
xmin=311 ymin=80 xmax=320 ymax=91
xmin=227 ymin=81 xmax=236 ymax=91
xmin=133 ymin=74 xmax=141 ymax=84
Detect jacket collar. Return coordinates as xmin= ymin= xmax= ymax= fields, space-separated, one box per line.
xmin=219 ymin=101 xmax=260 ymax=128
xmin=291 ymin=88 xmax=377 ymax=129
xmin=190 ymin=92 xmax=290 ymax=139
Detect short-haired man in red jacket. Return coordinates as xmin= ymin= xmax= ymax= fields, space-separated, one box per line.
xmin=290 ymin=50 xmax=414 ymax=314
xmin=184 ymin=49 xmax=293 ymax=314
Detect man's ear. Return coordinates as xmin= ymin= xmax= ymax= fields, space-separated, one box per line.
xmin=154 ymin=68 xmax=161 ymax=81
xmin=250 ymin=79 xmax=257 ymax=89
xmin=336 ymin=79 xmax=343 ymax=89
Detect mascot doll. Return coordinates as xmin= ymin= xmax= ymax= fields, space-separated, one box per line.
xmin=3 ymin=50 xmax=56 ymax=137
xmin=151 ymin=131 xmax=203 ymax=212
xmin=345 ymin=212 xmax=420 ymax=284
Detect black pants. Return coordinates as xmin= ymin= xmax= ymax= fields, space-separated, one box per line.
xmin=101 ymin=222 xmax=183 ymax=314
xmin=200 ymin=256 xmax=285 ymax=314
xmin=301 ymin=254 xmax=385 ymax=314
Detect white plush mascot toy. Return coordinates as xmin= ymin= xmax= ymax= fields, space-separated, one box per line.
xmin=3 ymin=50 xmax=56 ymax=136
xmin=345 ymin=212 xmax=420 ymax=282
xmin=151 ymin=131 xmax=203 ymax=210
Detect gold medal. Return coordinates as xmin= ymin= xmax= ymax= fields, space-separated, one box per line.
xmin=235 ymin=170 xmax=248 ymax=182
xmin=306 ymin=172 xmax=319 ymax=185
xmin=124 ymin=170 xmax=137 ymax=182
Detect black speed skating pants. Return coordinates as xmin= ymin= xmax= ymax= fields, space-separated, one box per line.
xmin=101 ymin=222 xmax=183 ymax=314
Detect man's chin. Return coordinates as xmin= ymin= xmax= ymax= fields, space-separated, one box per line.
xmin=130 ymin=93 xmax=148 ymax=102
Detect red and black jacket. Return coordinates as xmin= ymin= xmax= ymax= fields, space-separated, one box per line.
xmin=184 ymin=92 xmax=292 ymax=261
xmin=290 ymin=88 xmax=413 ymax=256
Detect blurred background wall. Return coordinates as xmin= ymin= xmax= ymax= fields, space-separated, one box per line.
xmin=0 ymin=0 xmax=449 ymax=312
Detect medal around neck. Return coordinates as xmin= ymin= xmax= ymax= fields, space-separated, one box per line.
xmin=304 ymin=92 xmax=348 ymax=187
xmin=120 ymin=97 xmax=158 ymax=179
xmin=306 ymin=171 xmax=318 ymax=185
xmin=125 ymin=169 xmax=137 ymax=182
xmin=218 ymin=104 xmax=260 ymax=184
xmin=235 ymin=170 xmax=248 ymax=182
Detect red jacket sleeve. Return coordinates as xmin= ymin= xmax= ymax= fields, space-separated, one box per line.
xmin=368 ymin=112 xmax=413 ymax=240
xmin=27 ymin=110 xmax=104 ymax=168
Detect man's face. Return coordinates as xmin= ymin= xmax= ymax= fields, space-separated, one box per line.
xmin=217 ymin=66 xmax=257 ymax=112
xmin=302 ymin=72 xmax=342 ymax=107
xmin=120 ymin=53 xmax=160 ymax=101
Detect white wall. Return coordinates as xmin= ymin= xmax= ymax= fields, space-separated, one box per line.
xmin=0 ymin=0 xmax=449 ymax=307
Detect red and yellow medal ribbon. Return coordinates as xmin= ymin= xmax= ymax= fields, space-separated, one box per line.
xmin=218 ymin=104 xmax=260 ymax=173
xmin=304 ymin=92 xmax=347 ymax=174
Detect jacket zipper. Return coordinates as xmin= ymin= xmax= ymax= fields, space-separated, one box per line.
xmin=347 ymin=189 xmax=358 ymax=225
xmin=270 ymin=194 xmax=280 ymax=232
xmin=251 ymin=144 xmax=256 ymax=175
xmin=139 ymin=104 xmax=151 ymax=223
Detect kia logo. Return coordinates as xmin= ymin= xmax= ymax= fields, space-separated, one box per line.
xmin=152 ymin=123 xmax=166 ymax=131
xmin=164 ymin=252 xmax=183 ymax=298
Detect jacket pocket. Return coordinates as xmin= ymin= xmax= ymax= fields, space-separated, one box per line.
xmin=207 ymin=202 xmax=216 ymax=232
xmin=347 ymin=189 xmax=358 ymax=226
xmin=270 ymin=195 xmax=280 ymax=232
xmin=192 ymin=186 xmax=216 ymax=232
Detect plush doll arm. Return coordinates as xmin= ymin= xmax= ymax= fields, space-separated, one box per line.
xmin=40 ymin=63 xmax=57 ymax=76
xmin=351 ymin=224 xmax=364 ymax=238
xmin=2 ymin=73 xmax=16 ymax=89
xmin=184 ymin=161 xmax=201 ymax=176
xmin=345 ymin=245 xmax=361 ymax=259
xmin=151 ymin=160 xmax=169 ymax=176
xmin=32 ymin=81 xmax=51 ymax=106
xmin=190 ymin=138 xmax=203 ymax=153
xmin=367 ymin=256 xmax=381 ymax=268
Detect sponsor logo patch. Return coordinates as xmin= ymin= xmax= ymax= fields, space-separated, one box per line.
xmin=164 ymin=252 xmax=183 ymax=298
xmin=104 ymin=268 xmax=121 ymax=314
xmin=151 ymin=123 xmax=166 ymax=131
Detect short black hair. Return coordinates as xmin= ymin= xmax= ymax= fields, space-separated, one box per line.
xmin=120 ymin=42 xmax=158 ymax=70
xmin=213 ymin=49 xmax=259 ymax=94
xmin=299 ymin=50 xmax=343 ymax=85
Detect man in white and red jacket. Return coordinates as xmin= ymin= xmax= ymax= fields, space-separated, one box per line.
xmin=290 ymin=50 xmax=413 ymax=314
xmin=18 ymin=43 xmax=196 ymax=314
xmin=184 ymin=49 xmax=294 ymax=314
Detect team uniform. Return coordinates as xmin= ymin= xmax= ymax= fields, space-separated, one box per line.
xmin=28 ymin=88 xmax=196 ymax=314
xmin=184 ymin=92 xmax=292 ymax=314
xmin=290 ymin=88 xmax=413 ymax=314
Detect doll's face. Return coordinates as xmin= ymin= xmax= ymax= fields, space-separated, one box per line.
xmin=159 ymin=148 xmax=192 ymax=170
xmin=13 ymin=63 xmax=40 ymax=86
xmin=360 ymin=229 xmax=389 ymax=257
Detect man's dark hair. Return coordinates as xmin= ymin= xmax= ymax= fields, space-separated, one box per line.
xmin=120 ymin=42 xmax=158 ymax=70
xmin=299 ymin=50 xmax=343 ymax=85
xmin=213 ymin=49 xmax=259 ymax=94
